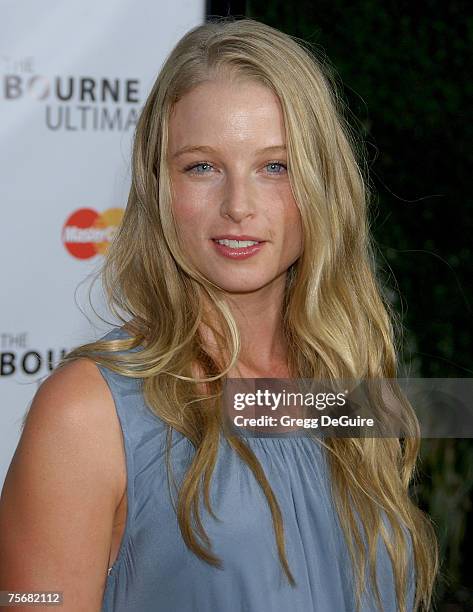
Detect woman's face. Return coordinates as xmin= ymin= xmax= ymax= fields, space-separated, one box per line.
xmin=167 ymin=78 xmax=302 ymax=295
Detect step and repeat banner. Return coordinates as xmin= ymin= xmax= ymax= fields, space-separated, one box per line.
xmin=1 ymin=1 xmax=205 ymax=485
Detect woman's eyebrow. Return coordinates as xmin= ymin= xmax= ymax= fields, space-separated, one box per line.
xmin=171 ymin=144 xmax=286 ymax=159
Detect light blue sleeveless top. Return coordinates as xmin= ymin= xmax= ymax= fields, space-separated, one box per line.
xmin=98 ymin=326 xmax=415 ymax=611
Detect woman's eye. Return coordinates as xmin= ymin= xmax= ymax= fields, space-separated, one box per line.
xmin=184 ymin=162 xmax=213 ymax=174
xmin=265 ymin=161 xmax=287 ymax=174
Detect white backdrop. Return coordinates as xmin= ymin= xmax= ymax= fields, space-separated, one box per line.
xmin=0 ymin=0 xmax=205 ymax=485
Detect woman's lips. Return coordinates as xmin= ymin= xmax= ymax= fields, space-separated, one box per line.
xmin=211 ymin=239 xmax=265 ymax=260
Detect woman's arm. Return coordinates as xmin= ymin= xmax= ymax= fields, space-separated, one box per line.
xmin=0 ymin=358 xmax=125 ymax=611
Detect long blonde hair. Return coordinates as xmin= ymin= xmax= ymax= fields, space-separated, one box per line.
xmin=60 ymin=16 xmax=438 ymax=611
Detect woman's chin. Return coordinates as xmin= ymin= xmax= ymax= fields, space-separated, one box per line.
xmin=206 ymin=276 xmax=282 ymax=295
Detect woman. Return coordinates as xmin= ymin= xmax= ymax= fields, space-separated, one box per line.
xmin=0 ymin=17 xmax=438 ymax=612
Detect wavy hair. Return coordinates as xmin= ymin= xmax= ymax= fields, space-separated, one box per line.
xmin=60 ymin=16 xmax=438 ymax=612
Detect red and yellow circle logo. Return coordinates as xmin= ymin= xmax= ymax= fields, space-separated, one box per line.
xmin=62 ymin=207 xmax=124 ymax=259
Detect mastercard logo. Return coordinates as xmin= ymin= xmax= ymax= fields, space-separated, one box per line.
xmin=62 ymin=207 xmax=124 ymax=259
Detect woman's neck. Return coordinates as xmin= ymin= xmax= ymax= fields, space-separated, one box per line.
xmin=203 ymin=281 xmax=291 ymax=378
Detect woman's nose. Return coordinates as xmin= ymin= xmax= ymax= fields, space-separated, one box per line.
xmin=220 ymin=176 xmax=256 ymax=222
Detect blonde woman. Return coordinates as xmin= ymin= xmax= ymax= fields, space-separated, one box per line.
xmin=0 ymin=17 xmax=438 ymax=612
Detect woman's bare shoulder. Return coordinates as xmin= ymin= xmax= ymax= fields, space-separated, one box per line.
xmin=12 ymin=356 xmax=126 ymax=505
xmin=28 ymin=357 xmax=121 ymax=441
xmin=0 ymin=357 xmax=126 ymax=608
xmin=27 ymin=357 xmax=126 ymax=492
